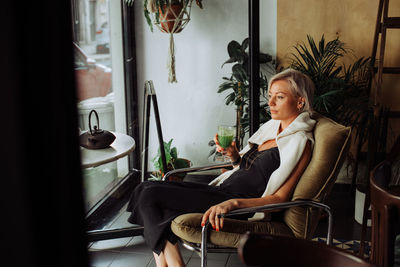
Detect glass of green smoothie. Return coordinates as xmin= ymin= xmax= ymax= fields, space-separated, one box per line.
xmin=217 ymin=125 xmax=236 ymax=149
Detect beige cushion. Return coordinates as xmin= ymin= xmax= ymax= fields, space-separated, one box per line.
xmin=171 ymin=213 xmax=293 ymax=247
xmin=171 ymin=114 xmax=351 ymax=246
xmin=284 ymin=114 xmax=351 ymax=239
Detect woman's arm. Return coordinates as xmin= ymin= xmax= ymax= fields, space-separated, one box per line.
xmin=201 ymin=140 xmax=312 ymax=231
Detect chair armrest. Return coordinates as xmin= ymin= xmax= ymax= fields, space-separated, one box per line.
xmin=224 ymin=200 xmax=330 ymax=219
xmin=162 ymin=162 xmax=232 ymax=181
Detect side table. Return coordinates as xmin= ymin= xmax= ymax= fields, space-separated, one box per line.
xmin=81 ymin=132 xmax=144 ymax=241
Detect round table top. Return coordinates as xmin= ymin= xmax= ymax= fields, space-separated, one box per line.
xmin=80 ymin=132 xmax=136 ymax=168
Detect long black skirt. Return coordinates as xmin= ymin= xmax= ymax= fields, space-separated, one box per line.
xmin=127 ymin=147 xmax=280 ymax=255
xmin=126 ymin=180 xmax=256 ymax=255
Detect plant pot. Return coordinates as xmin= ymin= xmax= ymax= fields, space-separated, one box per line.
xmin=158 ymin=4 xmax=184 ymax=33
xmin=156 ymin=158 xmax=191 ymax=182
xmin=170 ymin=158 xmax=191 ymax=180
xmin=167 ymin=174 xmax=185 ymax=182
xmin=354 ymin=187 xmax=371 ymax=226
xmin=165 ymin=158 xmax=191 ymax=181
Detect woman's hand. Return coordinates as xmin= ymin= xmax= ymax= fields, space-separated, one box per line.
xmin=200 ymin=199 xmax=237 ymax=231
xmin=214 ymin=134 xmax=239 ymax=162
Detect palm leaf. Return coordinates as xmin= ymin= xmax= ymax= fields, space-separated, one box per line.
xmin=290 ymin=34 xmax=373 ymax=144
xmin=218 ymin=81 xmax=234 ymax=93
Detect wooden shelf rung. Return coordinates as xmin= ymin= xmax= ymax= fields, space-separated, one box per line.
xmin=373 ymin=67 xmax=400 ymax=74
xmin=383 ymin=17 xmax=400 ymax=28
xmin=389 ymin=111 xmax=400 ymax=118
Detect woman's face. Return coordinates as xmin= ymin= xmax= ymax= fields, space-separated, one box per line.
xmin=268 ymin=80 xmax=303 ymax=123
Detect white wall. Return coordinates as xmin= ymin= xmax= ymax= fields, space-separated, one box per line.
xmin=134 ymin=0 xmax=277 ymax=171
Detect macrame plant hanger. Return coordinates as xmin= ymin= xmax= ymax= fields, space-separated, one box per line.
xmin=148 ymin=0 xmax=193 ymax=83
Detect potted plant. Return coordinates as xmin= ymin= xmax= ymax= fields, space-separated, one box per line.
xmin=125 ymin=0 xmax=204 ymax=83
xmin=289 ymin=35 xmax=371 ymax=129
xmin=208 ymin=38 xmax=275 ymax=160
xmin=289 ymin=35 xmax=381 ymax=174
xmin=288 ymin=35 xmax=389 ymax=224
xmin=151 ymin=138 xmax=191 ymax=181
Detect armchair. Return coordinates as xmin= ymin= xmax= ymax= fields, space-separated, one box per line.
xmin=164 ymin=114 xmax=351 ymax=267
xmin=370 ymin=160 xmax=400 ymax=267
xmin=238 ymin=232 xmax=375 ymax=267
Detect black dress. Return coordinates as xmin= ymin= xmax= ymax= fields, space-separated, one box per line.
xmin=127 ymin=145 xmax=280 ymax=255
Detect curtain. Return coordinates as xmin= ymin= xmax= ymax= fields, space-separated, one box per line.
xmin=1 ymin=1 xmax=88 ymax=266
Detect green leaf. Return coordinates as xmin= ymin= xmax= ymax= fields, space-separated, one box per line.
xmin=165 ymin=138 xmax=173 ymax=149
xmin=308 ymin=35 xmax=321 ymax=62
xmin=208 ymin=147 xmax=216 ymax=158
xmin=152 ymin=138 xmax=176 ymax=173
xmin=227 ymin=40 xmax=242 ymax=59
xmin=225 ymin=93 xmax=236 ymax=105
xmin=158 ymin=152 xmax=172 ymax=173
xmin=221 ymin=57 xmax=238 ymax=68
xmin=170 ymin=147 xmax=178 ymax=159
xmin=241 ymin=38 xmax=249 ymax=50
xmin=143 ymin=9 xmax=153 ymax=32
xmin=173 ymin=158 xmax=190 ymax=169
xmin=259 ymin=53 xmax=272 ymax=64
xmin=218 ymin=82 xmax=234 ymax=93
xmin=232 ymin=64 xmax=248 ymax=82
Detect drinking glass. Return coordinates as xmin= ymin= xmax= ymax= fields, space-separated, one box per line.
xmin=218 ymin=125 xmax=236 ymax=149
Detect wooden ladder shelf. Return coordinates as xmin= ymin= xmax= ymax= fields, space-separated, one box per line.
xmin=359 ymin=0 xmax=400 ymax=258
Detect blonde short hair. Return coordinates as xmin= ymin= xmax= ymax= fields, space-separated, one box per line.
xmin=268 ymin=68 xmax=315 ymax=115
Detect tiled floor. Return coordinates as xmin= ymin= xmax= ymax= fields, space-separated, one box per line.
xmin=87 ymin=187 xmax=367 ymax=267
xmin=88 ymin=209 xmax=246 ymax=266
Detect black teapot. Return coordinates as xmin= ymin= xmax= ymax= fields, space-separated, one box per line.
xmin=79 ymin=110 xmax=116 ymax=149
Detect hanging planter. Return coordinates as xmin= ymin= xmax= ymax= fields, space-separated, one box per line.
xmin=139 ymin=0 xmax=204 ymax=83
xmin=154 ymin=1 xmax=192 ymax=83
xmin=158 ymin=4 xmax=184 ymax=33
xmin=142 ymin=0 xmax=203 ymax=32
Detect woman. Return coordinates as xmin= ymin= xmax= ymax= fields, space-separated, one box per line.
xmin=127 ymin=69 xmax=316 ymax=267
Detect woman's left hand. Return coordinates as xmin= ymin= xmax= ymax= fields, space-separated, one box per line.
xmin=200 ymin=199 xmax=237 ymax=231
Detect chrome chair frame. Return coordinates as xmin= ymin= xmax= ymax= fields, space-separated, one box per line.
xmin=163 ymin=165 xmax=333 ymax=267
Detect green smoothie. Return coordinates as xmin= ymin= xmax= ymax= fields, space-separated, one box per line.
xmin=218 ymin=125 xmax=235 ymax=148
xmin=218 ymin=134 xmax=234 ymax=148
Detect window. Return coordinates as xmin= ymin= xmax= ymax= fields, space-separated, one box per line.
xmin=71 ymin=0 xmax=137 ymax=214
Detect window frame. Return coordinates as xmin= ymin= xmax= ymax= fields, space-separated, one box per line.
xmin=81 ymin=0 xmax=141 ymax=231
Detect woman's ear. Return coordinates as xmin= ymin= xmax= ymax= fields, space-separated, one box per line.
xmin=297 ymin=97 xmax=306 ymax=108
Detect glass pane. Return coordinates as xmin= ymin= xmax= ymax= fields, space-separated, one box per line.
xmin=72 ymin=0 xmax=128 ymax=212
